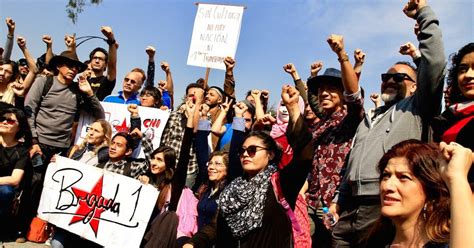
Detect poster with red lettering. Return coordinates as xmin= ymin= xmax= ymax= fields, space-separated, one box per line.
xmin=37 ymin=156 xmax=158 ymax=247
xmin=75 ymin=102 xmax=170 ymax=158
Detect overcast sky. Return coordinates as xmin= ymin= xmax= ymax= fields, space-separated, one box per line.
xmin=1 ymin=0 xmax=473 ymax=109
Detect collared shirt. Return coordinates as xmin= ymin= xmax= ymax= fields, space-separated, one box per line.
xmin=160 ymin=110 xmax=198 ymax=174
xmin=101 ymin=137 xmax=154 ymax=179
xmin=103 ymin=91 xmax=140 ymax=105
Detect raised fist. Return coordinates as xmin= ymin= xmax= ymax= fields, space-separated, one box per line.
xmin=354 ymin=49 xmax=366 ymax=65
xmin=399 ymin=42 xmax=418 ymax=57
xmin=16 ymin=37 xmax=26 ymax=49
xmin=100 ymin=26 xmax=114 ymax=40
xmin=64 ymin=35 xmax=76 ymax=48
xmin=310 ymin=61 xmax=323 ymax=77
xmin=224 ymin=56 xmax=235 ymax=70
xmin=327 ymin=34 xmax=345 ymax=55
xmin=42 ymin=35 xmax=52 ymax=45
xmin=127 ymin=104 xmax=139 ymax=117
xmin=281 ymin=85 xmax=300 ymax=107
xmin=283 ymin=63 xmax=296 ymax=75
xmin=6 ymin=18 xmax=15 ymax=35
xmin=160 ymin=61 xmax=170 ymax=73
xmin=146 ymin=46 xmax=156 ymax=58
xmin=403 ymin=0 xmax=427 ymax=19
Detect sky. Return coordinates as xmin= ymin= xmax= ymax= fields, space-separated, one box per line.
xmin=1 ymin=0 xmax=473 ymax=110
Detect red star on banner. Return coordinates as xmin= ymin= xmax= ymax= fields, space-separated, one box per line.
xmin=113 ymin=118 xmax=129 ymax=133
xmin=70 ymin=176 xmax=108 ymax=236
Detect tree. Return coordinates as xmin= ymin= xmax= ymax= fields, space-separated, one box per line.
xmin=66 ymin=0 xmax=103 ymax=24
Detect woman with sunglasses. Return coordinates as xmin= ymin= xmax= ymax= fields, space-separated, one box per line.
xmin=213 ymin=85 xmax=313 ymax=248
xmin=364 ymin=140 xmax=473 ymax=248
xmin=0 ymin=107 xmax=33 ymax=242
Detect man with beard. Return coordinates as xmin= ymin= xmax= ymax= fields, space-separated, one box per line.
xmin=86 ymin=26 xmax=118 ymax=101
xmin=329 ymin=0 xmax=446 ymax=246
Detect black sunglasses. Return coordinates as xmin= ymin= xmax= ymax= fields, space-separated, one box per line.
xmin=238 ymin=145 xmax=268 ymax=157
xmin=0 ymin=116 xmax=17 ymax=125
xmin=381 ymin=73 xmax=415 ymax=83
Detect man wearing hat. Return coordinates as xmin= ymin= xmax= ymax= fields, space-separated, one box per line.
xmin=283 ymin=35 xmax=363 ymax=247
xmin=330 ymin=1 xmax=446 ymax=246
xmin=17 ymin=58 xmax=28 ymax=80
xmin=25 ymin=50 xmax=105 ymax=166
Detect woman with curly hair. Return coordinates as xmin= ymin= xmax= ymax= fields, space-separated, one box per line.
xmin=433 ymin=42 xmax=474 ymax=173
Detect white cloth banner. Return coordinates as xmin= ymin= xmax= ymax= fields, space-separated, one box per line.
xmin=37 ymin=156 xmax=158 ymax=247
xmin=74 ymin=102 xmax=170 ymax=158
xmin=187 ymin=3 xmax=244 ymax=70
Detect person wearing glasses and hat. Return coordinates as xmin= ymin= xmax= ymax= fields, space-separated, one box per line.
xmin=330 ymin=0 xmax=446 ymax=246
xmin=24 ymin=50 xmax=105 ymax=210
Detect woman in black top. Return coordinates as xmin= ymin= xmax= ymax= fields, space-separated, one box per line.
xmin=0 ymin=107 xmax=33 ymax=241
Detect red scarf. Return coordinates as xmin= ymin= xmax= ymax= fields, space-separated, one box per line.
xmin=442 ymin=101 xmax=474 ymax=143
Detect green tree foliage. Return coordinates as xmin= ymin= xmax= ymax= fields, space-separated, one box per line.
xmin=66 ymin=0 xmax=103 ymax=24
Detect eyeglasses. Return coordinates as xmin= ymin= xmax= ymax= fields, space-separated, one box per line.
xmin=207 ymin=161 xmax=226 ymax=167
xmin=381 ymin=73 xmax=415 ymax=83
xmin=238 ymin=145 xmax=268 ymax=157
xmin=0 ymin=116 xmax=17 ymax=125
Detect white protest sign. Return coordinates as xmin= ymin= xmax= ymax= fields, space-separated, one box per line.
xmin=187 ymin=3 xmax=244 ymax=70
xmin=37 ymin=156 xmax=158 ymax=247
xmin=75 ymin=102 xmax=170 ymax=158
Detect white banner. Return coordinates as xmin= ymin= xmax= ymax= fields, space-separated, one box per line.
xmin=75 ymin=102 xmax=170 ymax=158
xmin=187 ymin=3 xmax=244 ymax=70
xmin=37 ymin=156 xmax=158 ymax=247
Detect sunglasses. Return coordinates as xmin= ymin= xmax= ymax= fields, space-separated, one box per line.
xmin=381 ymin=73 xmax=415 ymax=83
xmin=238 ymin=145 xmax=268 ymax=157
xmin=0 ymin=117 xmax=17 ymax=125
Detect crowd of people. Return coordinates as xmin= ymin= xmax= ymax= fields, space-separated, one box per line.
xmin=0 ymin=0 xmax=473 ymax=247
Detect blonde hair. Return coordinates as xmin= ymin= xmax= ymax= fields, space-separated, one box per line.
xmin=69 ymin=119 xmax=112 ymax=157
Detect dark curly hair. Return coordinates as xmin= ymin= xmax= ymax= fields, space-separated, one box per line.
xmin=447 ymin=42 xmax=474 ymax=104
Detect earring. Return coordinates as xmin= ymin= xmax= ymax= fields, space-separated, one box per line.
xmin=422 ymin=202 xmax=427 ymax=219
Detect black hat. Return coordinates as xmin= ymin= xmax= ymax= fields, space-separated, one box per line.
xmin=49 ymin=50 xmax=87 ymax=73
xmin=307 ymin=68 xmax=344 ymax=94
xmin=18 ymin=58 xmax=27 ymax=66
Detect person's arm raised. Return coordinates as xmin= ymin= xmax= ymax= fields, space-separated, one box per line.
xmin=42 ymin=35 xmax=53 ymax=66
xmin=439 ymin=142 xmax=474 ymax=248
xmin=223 ymin=56 xmax=236 ymax=99
xmin=327 ymin=34 xmax=359 ymax=94
xmin=3 ymin=17 xmax=15 ymax=62
xmin=101 ymin=26 xmax=118 ymax=82
xmin=145 ymin=46 xmax=155 ymax=87
xmin=211 ymin=97 xmax=233 ymax=136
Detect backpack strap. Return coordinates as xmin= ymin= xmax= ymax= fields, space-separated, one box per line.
xmin=41 ymin=76 xmax=54 ymax=99
xmin=270 ymin=172 xmax=302 ymax=234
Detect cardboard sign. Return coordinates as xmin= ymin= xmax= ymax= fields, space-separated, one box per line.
xmin=37 ymin=156 xmax=158 ymax=247
xmin=187 ymin=3 xmax=244 ymax=70
xmin=75 ymin=102 xmax=170 ymax=158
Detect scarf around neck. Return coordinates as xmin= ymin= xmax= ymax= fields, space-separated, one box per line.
xmin=217 ymin=165 xmax=277 ymax=238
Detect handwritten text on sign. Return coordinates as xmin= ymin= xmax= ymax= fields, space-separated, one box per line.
xmin=75 ymin=102 xmax=170 ymax=158
xmin=37 ymin=156 xmax=158 ymax=247
xmin=187 ymin=3 xmax=244 ymax=70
